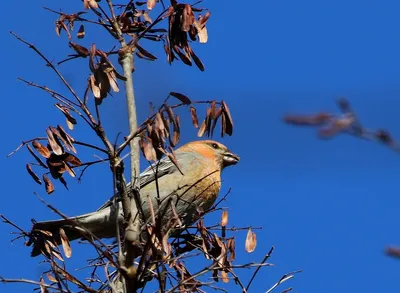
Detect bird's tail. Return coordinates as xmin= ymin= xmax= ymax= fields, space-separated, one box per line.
xmin=28 ymin=207 xmax=121 ymax=257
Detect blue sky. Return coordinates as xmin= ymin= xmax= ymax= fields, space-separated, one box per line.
xmin=1 ymin=0 xmax=400 ymax=292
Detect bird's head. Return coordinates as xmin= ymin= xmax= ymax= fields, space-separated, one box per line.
xmin=181 ymin=140 xmax=240 ymax=169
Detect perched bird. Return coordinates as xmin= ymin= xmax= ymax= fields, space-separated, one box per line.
xmin=29 ymin=140 xmax=239 ymax=257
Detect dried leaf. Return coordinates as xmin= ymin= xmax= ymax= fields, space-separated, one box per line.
xmin=283 ymin=112 xmax=331 ymax=126
xmin=69 ymin=42 xmax=89 ymax=57
xmin=84 ymin=0 xmax=98 ymax=9
xmin=57 ymin=125 xmax=76 ymax=153
xmin=211 ymin=106 xmax=222 ymax=137
xmin=40 ymin=277 xmax=48 ymax=293
xmin=43 ymin=174 xmax=54 ymax=194
xmin=318 ymin=116 xmax=354 ymax=138
xmin=221 ymin=271 xmax=229 ymax=283
xmin=164 ymin=104 xmax=176 ymax=125
xmin=89 ymin=74 xmax=100 ymax=98
xmin=46 ymin=273 xmax=58 ymax=283
xmin=63 ymin=162 xmax=76 ymax=178
xmin=143 ymin=11 xmax=152 ymax=23
xmin=147 ymin=0 xmax=157 ymax=10
xmin=26 ymin=164 xmax=42 ymax=185
xmin=167 ymin=149 xmax=184 ymax=175
xmin=77 ymin=24 xmax=85 ymax=39
xmin=190 ymin=106 xmax=199 ymax=128
xmin=173 ymin=46 xmax=192 ymax=66
xmin=59 ymin=228 xmax=72 ymax=258
xmin=27 ymin=144 xmax=48 ymax=169
xmin=197 ymin=119 xmax=207 ymax=137
xmin=189 ymin=47 xmax=205 ymax=71
xmin=228 ymin=238 xmax=236 ymax=261
xmin=66 ymin=119 xmax=74 ymax=130
xmin=140 ymin=137 xmax=157 ymax=162
xmin=171 ymin=115 xmax=180 ymax=147
xmin=220 ymin=210 xmax=228 ymax=227
xmin=64 ymin=153 xmax=82 ymax=166
xmin=89 ymin=44 xmax=97 ymax=73
xmin=182 ymin=4 xmax=194 ymax=32
xmin=199 ymin=11 xmax=211 ymax=27
xmin=245 ymin=228 xmax=257 ymax=253
xmin=32 ymin=141 xmax=51 ymax=158
xmin=46 ymin=128 xmax=63 ymax=155
xmin=170 ymin=92 xmax=191 ymax=104
xmin=222 ymin=101 xmax=233 ymax=135
xmin=136 ymin=43 xmax=157 ymax=60
xmin=59 ymin=176 xmax=68 ymax=190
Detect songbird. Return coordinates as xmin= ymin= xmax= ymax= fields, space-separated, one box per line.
xmin=29 ymin=140 xmax=239 ymax=257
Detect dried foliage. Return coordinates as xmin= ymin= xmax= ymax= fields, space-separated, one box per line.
xmin=284 ymin=97 xmax=400 ymax=151
xmin=0 ymin=1 xmax=299 ymax=293
xmin=284 ymin=97 xmax=400 ymax=263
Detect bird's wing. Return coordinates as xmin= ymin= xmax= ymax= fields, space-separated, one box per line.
xmin=96 ymin=152 xmax=192 ymax=211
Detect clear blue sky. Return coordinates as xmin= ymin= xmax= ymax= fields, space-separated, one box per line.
xmin=1 ymin=0 xmax=400 ymax=292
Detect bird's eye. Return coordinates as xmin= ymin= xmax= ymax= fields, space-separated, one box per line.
xmin=211 ymin=143 xmax=219 ymax=149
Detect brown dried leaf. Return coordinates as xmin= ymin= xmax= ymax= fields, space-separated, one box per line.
xmin=59 ymin=176 xmax=68 ymax=190
xmin=199 ymin=11 xmax=211 ymax=27
xmin=197 ymin=119 xmax=206 ymax=137
xmin=222 ymin=101 xmax=233 ymax=135
xmin=283 ymin=112 xmax=331 ymax=126
xmin=32 ymin=141 xmax=51 ymax=158
xmin=66 ymin=119 xmax=74 ymax=130
xmin=228 ymin=238 xmax=236 ymax=261
xmin=318 ymin=116 xmax=354 ymax=138
xmin=40 ymin=277 xmax=48 ymax=293
xmin=59 ymin=228 xmax=72 ymax=258
xmin=147 ymin=0 xmax=157 ymax=10
xmin=84 ymin=0 xmax=98 ymax=9
xmin=89 ymin=74 xmax=100 ymax=98
xmin=211 ymin=106 xmax=222 ymax=137
xmin=26 ymin=164 xmax=42 ymax=185
xmin=171 ymin=115 xmax=180 ymax=147
xmin=46 ymin=273 xmax=58 ymax=283
xmin=136 ymin=44 xmax=157 ymax=60
xmin=57 ymin=125 xmax=76 ymax=153
xmin=245 ymin=228 xmax=257 ymax=253
xmin=167 ymin=148 xmax=184 ymax=175
xmin=173 ymin=46 xmax=192 ymax=66
xmin=170 ymin=92 xmax=191 ymax=104
xmin=106 ymin=70 xmax=119 ymax=93
xmin=43 ymin=174 xmax=54 ymax=194
xmin=221 ymin=109 xmax=226 ymax=137
xmin=189 ymin=47 xmax=205 ymax=71
xmin=182 ymin=4 xmax=194 ymax=32
xmin=64 ymin=153 xmax=82 ymax=166
xmin=63 ymin=162 xmax=76 ymax=178
xmin=55 ymin=104 xmax=77 ymax=127
xmin=27 ymin=144 xmax=48 ymax=169
xmin=69 ymin=42 xmax=89 ymax=57
xmin=89 ymin=44 xmax=97 ymax=73
xmin=77 ymin=24 xmax=85 ymax=39
xmin=386 ymin=246 xmax=400 ymax=258
xmin=221 ymin=271 xmax=229 ymax=283
xmin=46 ymin=128 xmax=63 ymax=155
xmin=143 ymin=11 xmax=152 ymax=23
xmin=220 ymin=210 xmax=228 ymax=227
xmin=164 ymin=104 xmax=176 ymax=125
xmin=140 ymin=138 xmax=157 ymax=162
xmin=190 ymin=106 xmax=199 ymax=128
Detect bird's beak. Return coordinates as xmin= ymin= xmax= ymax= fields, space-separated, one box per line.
xmin=223 ymin=151 xmax=240 ymax=167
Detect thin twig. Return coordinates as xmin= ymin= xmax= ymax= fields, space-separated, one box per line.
xmin=246 ymin=246 xmax=275 ymax=291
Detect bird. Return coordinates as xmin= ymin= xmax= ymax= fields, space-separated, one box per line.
xmin=28 ymin=140 xmax=240 ymax=257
